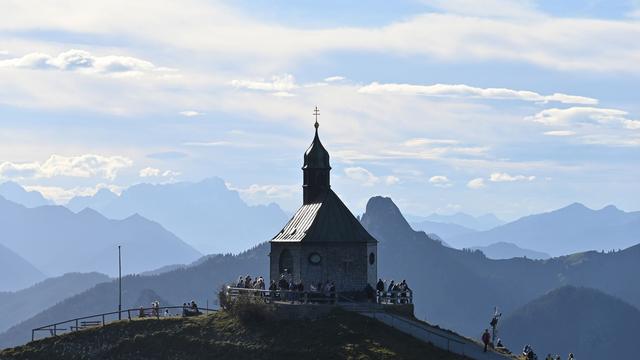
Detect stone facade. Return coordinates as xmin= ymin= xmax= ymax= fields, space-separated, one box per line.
xmin=270 ymin=242 xmax=377 ymax=292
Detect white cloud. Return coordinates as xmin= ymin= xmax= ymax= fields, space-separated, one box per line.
xmin=528 ymin=107 xmax=640 ymax=146
xmin=139 ymin=167 xmax=180 ymax=178
xmin=0 ymin=49 xmax=169 ymax=77
xmin=489 ymin=172 xmax=535 ymax=182
xmin=179 ymin=110 xmax=201 ymax=117
xmin=429 ymin=175 xmax=452 ymax=188
xmin=527 ymin=107 xmax=631 ymax=126
xmin=543 ymin=130 xmax=576 ymax=136
xmin=358 ymin=82 xmax=598 ymax=105
xmin=0 ymin=154 xmax=132 ymax=180
xmin=272 ymin=91 xmax=296 ymax=97
xmin=423 ymin=0 xmax=539 ymax=18
xmin=3 ymin=2 xmax=640 ymax=74
xmin=324 ymin=76 xmax=345 ymax=82
xmin=230 ymin=74 xmax=297 ymax=93
xmin=385 ymin=175 xmax=400 ymax=185
xmin=344 ymin=167 xmax=379 ymax=186
xmin=624 ymin=120 xmax=640 ymax=130
xmin=139 ymin=167 xmax=161 ymax=177
xmin=467 ymin=177 xmax=485 ymax=189
xmin=404 ymin=138 xmax=459 ymax=147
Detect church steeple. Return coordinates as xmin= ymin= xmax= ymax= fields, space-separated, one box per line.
xmin=303 ymin=107 xmax=331 ymax=204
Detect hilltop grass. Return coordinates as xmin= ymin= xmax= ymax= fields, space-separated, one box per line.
xmin=0 ymin=308 xmax=468 ymax=360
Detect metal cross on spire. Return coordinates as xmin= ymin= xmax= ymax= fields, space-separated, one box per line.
xmin=313 ymin=106 xmax=320 ymax=129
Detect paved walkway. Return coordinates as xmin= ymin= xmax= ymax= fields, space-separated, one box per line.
xmin=340 ymin=304 xmax=515 ymax=360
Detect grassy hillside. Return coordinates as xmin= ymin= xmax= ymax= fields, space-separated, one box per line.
xmin=0 ymin=309 xmax=467 ymax=360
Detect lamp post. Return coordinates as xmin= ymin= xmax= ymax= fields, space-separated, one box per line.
xmin=118 ymin=245 xmax=122 ymax=320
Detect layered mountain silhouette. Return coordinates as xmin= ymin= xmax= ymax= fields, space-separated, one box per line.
xmin=0 ymin=182 xmax=51 ymax=208
xmin=66 ymin=178 xmax=289 ymax=254
xmin=0 ymin=242 xmax=45 ymax=292
xmin=448 ymin=203 xmax=640 ymax=256
xmin=2 ymin=195 xmax=640 ymax=358
xmin=0 ymin=244 xmax=268 ymax=348
xmin=408 ymin=212 xmax=504 ymax=231
xmin=501 ymin=286 xmax=640 ymax=360
xmin=410 ymin=219 xmax=476 ymax=240
xmin=471 ymin=242 xmax=550 ymax=260
xmin=0 ymin=272 xmax=109 ymax=333
xmin=360 ymin=196 xmax=640 ymax=338
xmin=0 ymin=196 xmax=201 ymax=277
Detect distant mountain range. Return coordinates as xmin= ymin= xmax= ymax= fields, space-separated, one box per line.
xmin=0 ymin=196 xmax=201 ymax=277
xmin=0 ymin=242 xmax=45 ymax=292
xmin=0 ymin=272 xmax=109 ymax=333
xmin=411 ymin=218 xmax=549 ymax=260
xmin=66 ymin=178 xmax=289 ymax=254
xmin=0 ymin=245 xmax=268 ymax=348
xmin=471 ymin=242 xmax=550 ymax=260
xmin=449 ymin=203 xmax=640 ymax=256
xmin=410 ymin=219 xmax=476 ymax=240
xmin=501 ymin=286 xmax=640 ymax=360
xmin=5 ymin=196 xmax=640 ymax=354
xmin=360 ymin=196 xmax=640 ymax=339
xmin=407 ymin=212 xmax=505 ymax=231
xmin=0 ymin=182 xmax=51 ymax=208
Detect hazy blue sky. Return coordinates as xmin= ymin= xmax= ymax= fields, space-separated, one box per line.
xmin=1 ymin=0 xmax=639 ymax=219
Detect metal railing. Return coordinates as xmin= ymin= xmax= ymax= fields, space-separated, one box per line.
xmin=376 ymin=290 xmax=413 ymax=304
xmin=225 ymin=287 xmax=413 ymax=305
xmin=225 ymin=286 xmax=341 ymax=304
xmin=31 ymin=306 xmax=217 ymax=342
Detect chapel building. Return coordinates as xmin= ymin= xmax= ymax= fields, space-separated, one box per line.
xmin=269 ymin=110 xmax=378 ymax=292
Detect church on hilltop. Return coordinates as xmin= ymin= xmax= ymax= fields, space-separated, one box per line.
xmin=270 ymin=108 xmax=378 ymax=292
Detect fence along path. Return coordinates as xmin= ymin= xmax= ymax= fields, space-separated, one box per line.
xmin=31 ymin=306 xmax=217 ymax=342
xmin=340 ymin=303 xmax=515 ymax=360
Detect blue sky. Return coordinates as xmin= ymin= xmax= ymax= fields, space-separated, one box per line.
xmin=0 ymin=0 xmax=639 ymax=220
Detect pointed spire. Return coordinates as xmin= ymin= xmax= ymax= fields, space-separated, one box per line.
xmin=313 ymin=106 xmax=320 ymax=131
xmin=303 ymin=107 xmax=331 ymax=203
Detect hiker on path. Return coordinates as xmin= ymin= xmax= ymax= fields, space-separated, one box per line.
xmin=376 ymin=279 xmax=385 ymax=303
xmin=481 ymin=329 xmax=491 ymax=352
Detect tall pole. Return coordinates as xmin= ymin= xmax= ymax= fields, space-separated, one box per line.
xmin=118 ymin=245 xmax=122 ymax=320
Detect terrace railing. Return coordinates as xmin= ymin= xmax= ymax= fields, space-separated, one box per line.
xmin=224 ymin=286 xmax=413 ymax=305
xmin=225 ymin=286 xmax=340 ymax=304
xmin=31 ymin=305 xmax=217 ymax=342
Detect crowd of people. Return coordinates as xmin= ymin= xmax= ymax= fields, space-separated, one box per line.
xmin=182 ymin=300 xmax=201 ymax=317
xmin=520 ymin=345 xmax=575 ymax=360
xmin=236 ymin=275 xmax=266 ymax=290
xmin=375 ymin=278 xmax=412 ymax=304
xmin=230 ymin=272 xmax=339 ymax=304
xmin=138 ymin=300 xmax=163 ymax=318
xmin=230 ymin=274 xmax=415 ymax=305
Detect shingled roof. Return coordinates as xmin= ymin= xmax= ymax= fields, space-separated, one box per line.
xmin=271 ymin=189 xmax=377 ymax=243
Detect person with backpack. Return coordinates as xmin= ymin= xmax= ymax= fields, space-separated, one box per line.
xmin=481 ymin=329 xmax=491 ymax=352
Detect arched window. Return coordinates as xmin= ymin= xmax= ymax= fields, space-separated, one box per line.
xmin=369 ymin=252 xmax=375 ymax=265
xmin=279 ymin=249 xmax=293 ymax=276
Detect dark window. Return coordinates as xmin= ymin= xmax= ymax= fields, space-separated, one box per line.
xmin=279 ymin=249 xmax=293 ymax=275
xmin=308 ymin=252 xmax=322 ymax=265
xmin=369 ymin=252 xmax=375 ymax=265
